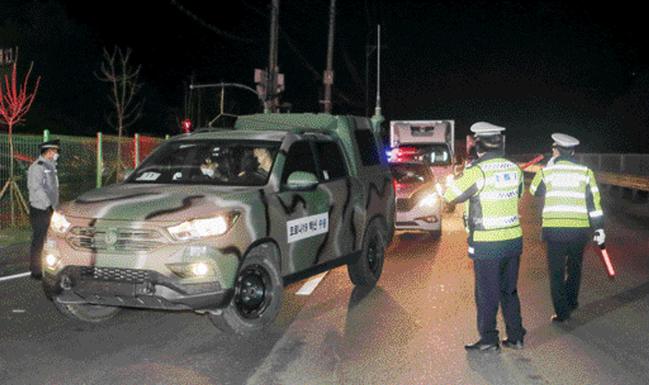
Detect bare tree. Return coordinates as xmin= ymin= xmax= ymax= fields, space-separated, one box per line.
xmin=0 ymin=50 xmax=41 ymax=225
xmin=96 ymin=47 xmax=143 ymax=179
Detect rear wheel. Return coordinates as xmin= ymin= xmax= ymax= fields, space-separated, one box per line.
xmin=209 ymin=250 xmax=283 ymax=335
xmin=347 ymin=218 xmax=387 ymax=288
xmin=53 ymin=299 xmax=121 ymax=323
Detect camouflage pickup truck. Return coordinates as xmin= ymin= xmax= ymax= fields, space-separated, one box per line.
xmin=42 ymin=113 xmax=395 ymax=334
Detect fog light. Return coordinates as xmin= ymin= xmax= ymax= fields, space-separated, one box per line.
xmin=417 ymin=215 xmax=438 ymax=224
xmin=167 ymin=262 xmax=214 ymax=278
xmin=191 ymin=262 xmax=210 ymax=277
xmin=45 ymin=254 xmax=59 ymax=269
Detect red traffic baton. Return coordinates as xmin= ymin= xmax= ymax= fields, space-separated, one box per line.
xmin=520 ymin=154 xmax=544 ymax=170
xmin=598 ymin=244 xmax=616 ymax=278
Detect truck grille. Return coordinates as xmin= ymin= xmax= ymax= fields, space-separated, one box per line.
xmin=68 ymin=227 xmax=164 ymax=252
xmin=79 ymin=266 xmax=149 ymax=283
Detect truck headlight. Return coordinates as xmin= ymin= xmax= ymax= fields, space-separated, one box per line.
xmin=167 ymin=212 xmax=238 ymax=241
xmin=418 ymin=193 xmax=440 ymax=208
xmin=50 ymin=211 xmax=71 ymax=234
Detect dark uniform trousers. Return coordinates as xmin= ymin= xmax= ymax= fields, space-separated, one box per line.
xmin=472 ymin=239 xmax=525 ymax=344
xmin=29 ymin=205 xmax=52 ymax=275
xmin=546 ymin=237 xmax=588 ymax=318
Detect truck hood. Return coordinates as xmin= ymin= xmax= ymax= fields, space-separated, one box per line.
xmin=61 ymin=183 xmax=254 ymax=222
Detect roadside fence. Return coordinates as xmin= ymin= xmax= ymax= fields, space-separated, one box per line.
xmin=0 ymin=131 xmax=165 ymax=228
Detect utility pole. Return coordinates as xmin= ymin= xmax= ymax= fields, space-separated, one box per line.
xmin=265 ymin=0 xmax=280 ymax=113
xmin=322 ymin=0 xmax=336 ymax=113
xmin=370 ymin=25 xmax=384 ymax=132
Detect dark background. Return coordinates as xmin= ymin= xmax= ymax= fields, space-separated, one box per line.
xmin=1 ymin=0 xmax=647 ymax=153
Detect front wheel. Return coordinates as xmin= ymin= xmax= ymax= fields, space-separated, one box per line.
xmin=209 ymin=251 xmax=283 ymax=335
xmin=347 ymin=218 xmax=387 ymax=288
xmin=53 ymin=299 xmax=121 ymax=323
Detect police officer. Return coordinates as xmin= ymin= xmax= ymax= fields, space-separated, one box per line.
xmin=444 ymin=122 xmax=526 ymax=352
xmin=530 ymin=133 xmax=604 ymax=322
xmin=27 ymin=139 xmax=60 ymax=279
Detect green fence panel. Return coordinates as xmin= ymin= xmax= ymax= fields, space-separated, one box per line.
xmin=0 ymin=133 xmax=42 ymax=227
xmin=1 ymin=132 xmax=164 ymax=228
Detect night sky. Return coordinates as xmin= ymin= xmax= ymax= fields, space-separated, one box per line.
xmin=1 ymin=0 xmax=647 ymax=153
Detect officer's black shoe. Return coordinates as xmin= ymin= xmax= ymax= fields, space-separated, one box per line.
xmin=464 ymin=340 xmax=500 ymax=352
xmin=502 ymin=339 xmax=524 ymax=349
xmin=551 ymin=314 xmax=569 ymax=323
xmin=30 ymin=271 xmax=42 ymax=280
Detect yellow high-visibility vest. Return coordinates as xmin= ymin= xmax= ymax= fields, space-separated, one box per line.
xmin=530 ymin=159 xmax=603 ymax=228
xmin=444 ymin=154 xmax=523 ymax=242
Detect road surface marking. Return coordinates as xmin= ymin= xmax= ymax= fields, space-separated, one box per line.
xmin=296 ymin=272 xmax=328 ymax=296
xmin=0 ymin=272 xmax=31 ymax=282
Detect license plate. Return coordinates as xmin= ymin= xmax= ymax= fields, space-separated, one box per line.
xmin=78 ymin=280 xmax=136 ymax=297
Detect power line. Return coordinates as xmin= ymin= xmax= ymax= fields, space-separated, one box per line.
xmin=242 ymin=0 xmax=359 ymax=108
xmin=169 ymin=0 xmax=257 ymax=43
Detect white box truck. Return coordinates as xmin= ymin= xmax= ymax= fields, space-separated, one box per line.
xmin=388 ymin=120 xmax=455 ymax=187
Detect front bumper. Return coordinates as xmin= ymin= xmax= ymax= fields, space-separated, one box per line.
xmin=395 ymin=217 xmax=441 ymax=231
xmin=395 ymin=209 xmax=441 ymax=231
xmin=43 ymin=266 xmax=234 ymax=311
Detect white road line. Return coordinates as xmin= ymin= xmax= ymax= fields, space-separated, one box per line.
xmin=295 ymin=272 xmax=328 ymax=296
xmin=0 ymin=272 xmax=31 ymax=282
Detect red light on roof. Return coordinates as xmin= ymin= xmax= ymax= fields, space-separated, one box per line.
xmin=181 ymin=118 xmax=192 ymax=133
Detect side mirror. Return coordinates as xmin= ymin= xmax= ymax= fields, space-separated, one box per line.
xmin=285 ymin=171 xmax=319 ymax=190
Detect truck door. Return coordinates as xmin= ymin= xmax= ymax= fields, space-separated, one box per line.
xmin=275 ymin=140 xmax=331 ymax=273
xmin=313 ymin=140 xmax=356 ymax=262
xmin=352 ymin=117 xmax=395 ymax=241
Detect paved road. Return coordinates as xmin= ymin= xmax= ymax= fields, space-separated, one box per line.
xmin=1 ymin=190 xmax=649 ymax=384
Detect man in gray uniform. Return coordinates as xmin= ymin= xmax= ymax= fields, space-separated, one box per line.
xmin=27 ymin=139 xmax=60 ymax=279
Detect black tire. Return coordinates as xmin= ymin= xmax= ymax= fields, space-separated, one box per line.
xmin=209 ymin=250 xmax=283 ymax=335
xmin=52 ymin=299 xmax=121 ymax=323
xmin=347 ymin=218 xmax=387 ymax=288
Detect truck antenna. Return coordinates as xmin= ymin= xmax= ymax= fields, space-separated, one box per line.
xmin=371 ymin=24 xmax=384 ymax=133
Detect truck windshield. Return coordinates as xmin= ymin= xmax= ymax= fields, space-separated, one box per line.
xmin=423 ymin=144 xmax=451 ymax=165
xmin=126 ymin=140 xmax=279 ymax=186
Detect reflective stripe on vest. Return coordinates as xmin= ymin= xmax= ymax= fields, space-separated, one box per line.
xmin=543 ymin=205 xmax=588 ymax=215
xmin=478 ymin=190 xmax=519 ymax=201
xmin=545 ymin=191 xmax=586 ymax=199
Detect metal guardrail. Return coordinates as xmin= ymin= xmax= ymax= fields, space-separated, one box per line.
xmin=514 ymin=153 xmax=649 ymax=192
xmin=576 ymin=153 xmax=649 ymax=177
xmin=596 ymin=172 xmax=649 ymax=192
